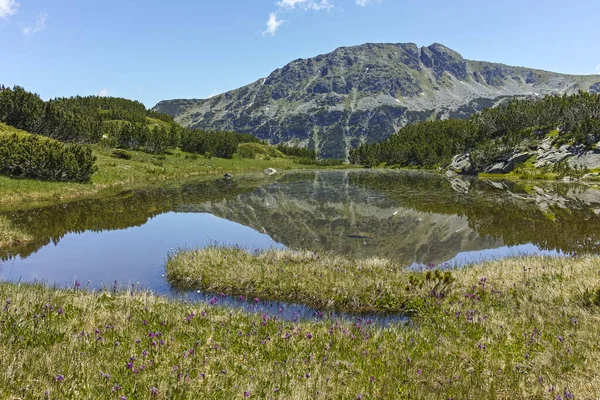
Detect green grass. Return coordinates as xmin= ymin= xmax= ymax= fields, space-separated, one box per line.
xmin=1 ymin=255 xmax=600 ymax=398
xmin=166 ymin=247 xmax=452 ymax=313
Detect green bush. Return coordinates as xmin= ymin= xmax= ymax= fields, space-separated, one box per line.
xmin=296 ymin=157 xmax=345 ymax=166
xmin=0 ymin=132 xmax=97 ymax=182
xmin=237 ymin=142 xmax=284 ymax=159
xmin=111 ymin=149 xmax=133 ymax=160
xmin=180 ymin=129 xmax=260 ymax=159
xmin=276 ymin=144 xmax=317 ymax=159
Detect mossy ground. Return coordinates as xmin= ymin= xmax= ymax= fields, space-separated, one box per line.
xmin=1 ymin=254 xmax=599 ymax=398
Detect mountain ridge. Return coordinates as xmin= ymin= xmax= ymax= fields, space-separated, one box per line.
xmin=154 ymin=42 xmax=600 ymax=158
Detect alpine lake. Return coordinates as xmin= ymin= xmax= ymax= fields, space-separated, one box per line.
xmin=2 ymin=170 xmax=599 ymax=321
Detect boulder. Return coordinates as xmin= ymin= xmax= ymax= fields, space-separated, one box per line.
xmin=264 ymin=168 xmax=278 ymax=175
xmin=484 ymin=152 xmax=531 ymax=174
xmin=535 ymin=146 xmax=571 ymax=167
xmin=568 ymin=151 xmax=600 ymax=170
xmin=586 ymin=134 xmax=598 ymax=146
xmin=485 ymin=162 xmax=507 ymax=174
xmin=448 ymin=153 xmax=477 ymax=175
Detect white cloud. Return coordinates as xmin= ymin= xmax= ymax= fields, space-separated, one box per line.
xmin=264 ymin=13 xmax=284 ymax=36
xmin=97 ymin=88 xmax=109 ymax=97
xmin=356 ymin=0 xmax=383 ymax=6
xmin=0 ymin=0 xmax=19 ymax=19
xmin=21 ymin=12 xmax=48 ymax=36
xmin=264 ymin=0 xmax=332 ymax=36
xmin=277 ymin=0 xmax=333 ymax=11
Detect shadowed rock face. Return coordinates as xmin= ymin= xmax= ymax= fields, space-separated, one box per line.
xmin=153 ymin=43 xmax=600 ymax=158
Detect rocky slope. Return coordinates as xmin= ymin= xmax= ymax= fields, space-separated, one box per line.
xmin=154 ymin=43 xmax=600 ymax=158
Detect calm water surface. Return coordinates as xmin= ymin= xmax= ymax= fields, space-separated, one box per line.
xmin=2 ymin=170 xmax=600 ymax=318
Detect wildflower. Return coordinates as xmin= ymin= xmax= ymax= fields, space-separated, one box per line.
xmin=370 ymin=376 xmax=376 ymax=383
xmin=55 ymin=375 xmax=64 ymax=382
xmin=244 ymin=391 xmax=251 ymax=397
xmin=254 ymin=297 xmax=260 ymax=304
xmin=112 ymin=384 xmax=122 ymax=392
xmin=306 ymin=333 xmax=313 ymax=340
xmin=417 ymin=369 xmax=422 ymax=375
xmin=150 ymin=387 xmax=158 ymax=396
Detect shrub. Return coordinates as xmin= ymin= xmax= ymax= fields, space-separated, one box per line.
xmin=180 ymin=129 xmax=260 ymax=159
xmin=237 ymin=142 xmax=284 ymax=159
xmin=111 ymin=149 xmax=133 ymax=160
xmin=296 ymin=158 xmax=345 ymax=166
xmin=0 ymin=131 xmax=97 ymax=182
xmin=276 ymin=144 xmax=317 ymax=159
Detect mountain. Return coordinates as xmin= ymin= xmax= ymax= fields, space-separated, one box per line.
xmin=153 ymin=43 xmax=600 ymax=158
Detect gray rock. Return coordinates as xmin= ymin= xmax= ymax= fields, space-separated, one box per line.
xmin=509 ymin=152 xmax=531 ymax=165
xmin=264 ymin=168 xmax=278 ymax=175
xmin=485 ymin=162 xmax=508 ymax=174
xmin=448 ymin=153 xmax=477 ymax=175
xmin=586 ymin=134 xmax=598 ymax=146
xmin=569 ymin=151 xmax=600 ymax=170
xmin=484 ymin=152 xmax=531 ymax=174
xmin=535 ymin=146 xmax=571 ymax=167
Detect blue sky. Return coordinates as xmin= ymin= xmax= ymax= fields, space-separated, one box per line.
xmin=1 ymin=0 xmax=599 ymax=107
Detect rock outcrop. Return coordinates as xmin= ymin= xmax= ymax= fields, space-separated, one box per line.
xmin=448 ymin=153 xmax=477 ymax=175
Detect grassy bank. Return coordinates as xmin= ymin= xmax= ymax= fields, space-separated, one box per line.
xmin=0 ymin=143 xmax=314 ymax=209
xmin=166 ymin=248 xmax=453 ymax=313
xmin=1 ymin=255 xmax=600 ymax=398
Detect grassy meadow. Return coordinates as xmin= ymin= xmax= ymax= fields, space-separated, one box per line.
xmin=1 ymin=253 xmax=599 ymax=398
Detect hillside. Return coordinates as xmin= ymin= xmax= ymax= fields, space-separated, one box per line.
xmin=153 ymin=42 xmax=600 ymax=158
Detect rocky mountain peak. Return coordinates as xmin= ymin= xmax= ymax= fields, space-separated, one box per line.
xmin=154 ymin=42 xmax=600 ymax=158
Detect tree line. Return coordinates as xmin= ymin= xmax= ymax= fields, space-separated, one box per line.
xmin=0 ymin=86 xmax=264 ymax=158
